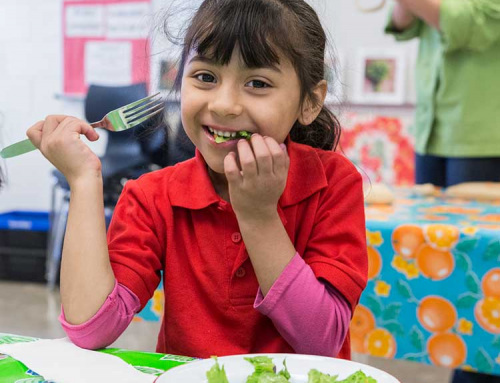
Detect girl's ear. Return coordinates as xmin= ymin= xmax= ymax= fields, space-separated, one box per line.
xmin=298 ymin=80 xmax=328 ymax=126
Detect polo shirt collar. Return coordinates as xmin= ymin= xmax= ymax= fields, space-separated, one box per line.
xmin=168 ymin=150 xmax=221 ymax=209
xmin=168 ymin=137 xmax=328 ymax=209
xmin=279 ymin=138 xmax=328 ymax=207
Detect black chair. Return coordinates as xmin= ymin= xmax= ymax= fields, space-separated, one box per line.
xmin=46 ymin=83 xmax=167 ymax=288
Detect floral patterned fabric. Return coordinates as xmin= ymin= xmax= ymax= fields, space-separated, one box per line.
xmin=340 ymin=115 xmax=415 ymax=186
xmin=354 ymin=188 xmax=500 ymax=375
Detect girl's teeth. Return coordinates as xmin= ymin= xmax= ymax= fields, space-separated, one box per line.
xmin=223 ymin=131 xmax=230 ymax=137
xmin=230 ymin=132 xmax=236 ymax=137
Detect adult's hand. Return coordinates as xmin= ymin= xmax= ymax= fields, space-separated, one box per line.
xmin=396 ymin=0 xmax=441 ymax=30
xmin=392 ymin=1 xmax=416 ymax=31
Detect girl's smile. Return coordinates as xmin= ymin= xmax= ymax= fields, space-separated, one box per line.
xmin=203 ymin=124 xmax=253 ymax=145
xmin=201 ymin=125 xmax=243 ymax=149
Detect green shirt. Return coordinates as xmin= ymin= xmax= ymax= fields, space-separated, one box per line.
xmin=385 ymin=0 xmax=500 ymax=157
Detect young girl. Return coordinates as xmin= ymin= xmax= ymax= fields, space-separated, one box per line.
xmin=27 ymin=0 xmax=367 ymax=360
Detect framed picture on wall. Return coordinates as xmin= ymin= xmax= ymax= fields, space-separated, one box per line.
xmin=352 ymin=47 xmax=406 ymax=105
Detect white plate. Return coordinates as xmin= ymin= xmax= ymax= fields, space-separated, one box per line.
xmin=155 ymin=353 xmax=400 ymax=383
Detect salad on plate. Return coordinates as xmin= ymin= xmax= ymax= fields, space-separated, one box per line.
xmin=207 ymin=356 xmax=377 ymax=383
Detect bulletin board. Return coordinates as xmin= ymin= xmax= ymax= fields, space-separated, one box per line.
xmin=63 ymin=0 xmax=152 ymax=95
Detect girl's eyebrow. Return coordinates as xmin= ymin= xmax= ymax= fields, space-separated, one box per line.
xmin=188 ymin=54 xmax=282 ymax=73
xmin=188 ymin=55 xmax=216 ymax=65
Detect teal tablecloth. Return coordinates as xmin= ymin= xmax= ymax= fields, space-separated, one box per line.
xmin=354 ymin=188 xmax=500 ymax=375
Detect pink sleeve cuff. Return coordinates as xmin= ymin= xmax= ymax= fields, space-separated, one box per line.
xmin=59 ymin=280 xmax=140 ymax=350
xmin=254 ymin=253 xmax=351 ymax=357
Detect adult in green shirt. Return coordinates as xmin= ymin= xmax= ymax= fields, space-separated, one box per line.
xmin=386 ymin=0 xmax=500 ymax=188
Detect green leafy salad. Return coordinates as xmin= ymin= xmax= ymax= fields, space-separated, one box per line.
xmin=206 ymin=356 xmax=378 ymax=383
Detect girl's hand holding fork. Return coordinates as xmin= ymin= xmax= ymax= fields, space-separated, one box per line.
xmin=27 ymin=115 xmax=102 ymax=186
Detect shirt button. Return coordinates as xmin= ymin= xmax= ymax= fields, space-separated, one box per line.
xmin=231 ymin=232 xmax=242 ymax=243
xmin=235 ymin=267 xmax=246 ymax=278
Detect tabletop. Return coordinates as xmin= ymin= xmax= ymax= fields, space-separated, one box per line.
xmin=353 ymin=188 xmax=500 ymax=375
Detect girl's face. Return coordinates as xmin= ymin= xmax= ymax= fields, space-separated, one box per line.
xmin=180 ymin=46 xmax=302 ymax=174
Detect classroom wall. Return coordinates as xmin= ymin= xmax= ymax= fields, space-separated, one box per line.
xmin=315 ymin=0 xmax=418 ymax=103
xmin=0 ymin=0 xmax=417 ymax=213
xmin=0 ymin=0 xmax=64 ymax=212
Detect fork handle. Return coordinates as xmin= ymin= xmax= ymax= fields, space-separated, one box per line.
xmin=90 ymin=121 xmax=104 ymax=129
xmin=0 ymin=139 xmax=37 ymax=158
xmin=90 ymin=116 xmax=112 ymax=131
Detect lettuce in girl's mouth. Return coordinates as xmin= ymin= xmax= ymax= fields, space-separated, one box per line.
xmin=214 ymin=130 xmax=252 ymax=143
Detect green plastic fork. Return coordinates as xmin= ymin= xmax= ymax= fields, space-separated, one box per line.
xmin=0 ymin=93 xmax=164 ymax=159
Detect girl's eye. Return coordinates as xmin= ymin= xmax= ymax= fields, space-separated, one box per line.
xmin=246 ymin=80 xmax=270 ymax=89
xmin=196 ymin=73 xmax=216 ymax=83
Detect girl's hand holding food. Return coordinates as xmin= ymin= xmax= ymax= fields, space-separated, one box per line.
xmin=26 ymin=115 xmax=101 ymax=186
xmin=224 ymin=134 xmax=289 ymax=223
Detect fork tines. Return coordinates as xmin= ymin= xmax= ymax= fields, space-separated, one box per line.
xmin=124 ymin=92 xmax=165 ymax=127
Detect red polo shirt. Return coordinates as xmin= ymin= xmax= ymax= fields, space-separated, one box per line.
xmin=107 ymin=140 xmax=367 ymax=359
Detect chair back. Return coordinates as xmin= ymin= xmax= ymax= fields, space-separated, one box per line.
xmin=84 ymin=83 xmax=149 ymax=178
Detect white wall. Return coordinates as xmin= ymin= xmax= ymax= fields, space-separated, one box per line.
xmin=0 ymin=0 xmax=417 ymax=213
xmin=0 ymin=0 xmax=66 ymax=212
xmin=314 ymin=0 xmax=418 ymax=103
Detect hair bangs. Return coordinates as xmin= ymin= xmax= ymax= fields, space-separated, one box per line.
xmin=185 ymin=0 xmax=298 ymax=69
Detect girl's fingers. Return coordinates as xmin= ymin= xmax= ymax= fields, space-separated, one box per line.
xmin=224 ymin=151 xmax=243 ymax=183
xmin=26 ymin=120 xmax=45 ymax=148
xmin=29 ymin=115 xmax=99 ymax=154
xmin=237 ymin=139 xmax=258 ymax=178
xmin=263 ymin=137 xmax=287 ymax=175
xmin=250 ymin=134 xmax=273 ymax=175
xmin=60 ymin=118 xmax=100 ymax=142
xmin=42 ymin=115 xmax=71 ymax=136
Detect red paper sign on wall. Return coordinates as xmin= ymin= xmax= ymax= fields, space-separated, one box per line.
xmin=63 ymin=0 xmax=151 ymax=95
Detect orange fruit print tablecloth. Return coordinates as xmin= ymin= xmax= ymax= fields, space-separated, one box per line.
xmin=355 ymin=188 xmax=500 ymax=375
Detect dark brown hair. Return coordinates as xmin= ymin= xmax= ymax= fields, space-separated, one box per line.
xmin=171 ymin=0 xmax=341 ymax=151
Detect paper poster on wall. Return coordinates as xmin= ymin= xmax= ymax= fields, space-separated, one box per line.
xmin=85 ymin=41 xmax=132 ymax=86
xmin=65 ymin=5 xmax=105 ymax=38
xmin=63 ymin=0 xmax=152 ymax=95
xmin=106 ymin=2 xmax=151 ymax=39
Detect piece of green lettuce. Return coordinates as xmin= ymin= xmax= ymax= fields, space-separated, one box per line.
xmin=339 ymin=370 xmax=377 ymax=383
xmin=206 ymin=357 xmax=229 ymax=383
xmin=214 ymin=135 xmax=231 ymax=143
xmin=237 ymin=131 xmax=252 ymax=139
xmin=307 ymin=369 xmax=377 ymax=383
xmin=308 ymin=369 xmax=339 ymax=382
xmin=244 ymin=357 xmax=290 ymax=383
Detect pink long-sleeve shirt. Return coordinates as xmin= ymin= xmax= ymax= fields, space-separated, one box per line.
xmin=60 ymin=253 xmax=351 ymax=356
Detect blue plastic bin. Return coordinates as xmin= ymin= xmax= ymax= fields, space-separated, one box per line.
xmin=0 ymin=211 xmax=49 ymax=282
